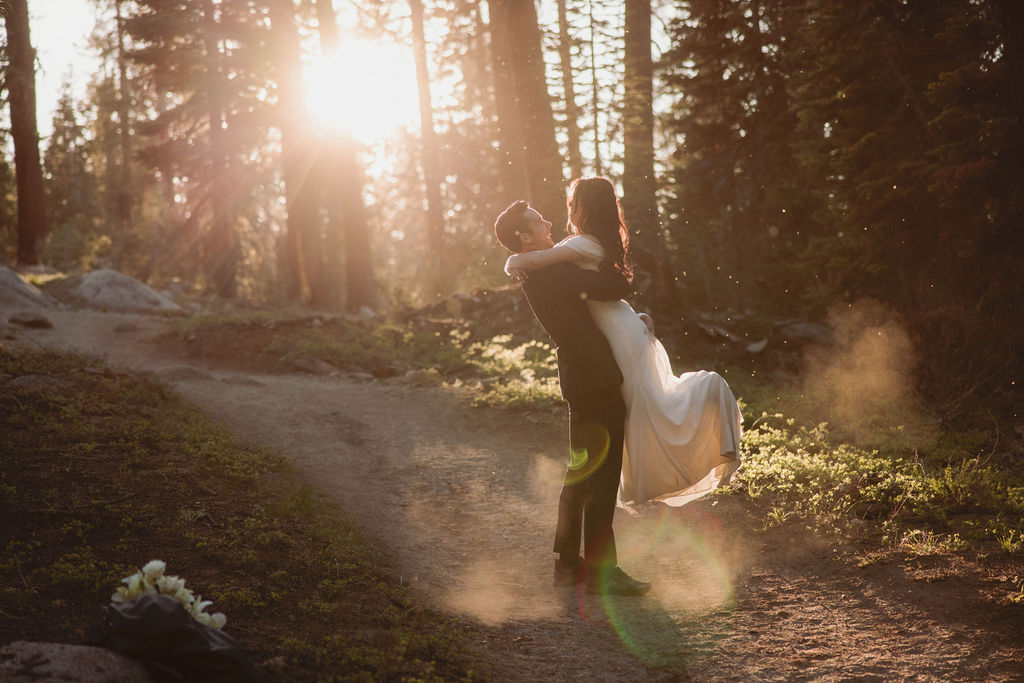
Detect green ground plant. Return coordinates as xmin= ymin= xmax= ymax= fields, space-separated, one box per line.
xmin=170 ymin=312 xmax=564 ymax=410
xmin=734 ymin=411 xmax=1024 ymax=550
xmin=0 ymin=346 xmax=480 ymax=681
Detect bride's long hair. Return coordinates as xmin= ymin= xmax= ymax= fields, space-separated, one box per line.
xmin=568 ymin=176 xmax=632 ymax=279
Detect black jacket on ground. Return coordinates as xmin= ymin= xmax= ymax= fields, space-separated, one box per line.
xmin=521 ymin=262 xmax=632 ymax=403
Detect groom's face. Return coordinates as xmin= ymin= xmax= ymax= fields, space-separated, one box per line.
xmin=520 ymin=208 xmax=555 ymax=252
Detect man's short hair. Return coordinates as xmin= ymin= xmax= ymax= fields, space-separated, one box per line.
xmin=494 ymin=199 xmax=530 ymax=253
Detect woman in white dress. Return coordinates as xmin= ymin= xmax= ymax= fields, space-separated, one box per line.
xmin=505 ymin=176 xmax=742 ymax=507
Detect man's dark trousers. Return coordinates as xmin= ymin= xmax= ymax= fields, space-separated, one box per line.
xmin=554 ymin=385 xmax=626 ymax=569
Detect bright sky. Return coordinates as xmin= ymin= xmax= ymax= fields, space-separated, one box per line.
xmin=30 ymin=0 xmax=100 ymax=139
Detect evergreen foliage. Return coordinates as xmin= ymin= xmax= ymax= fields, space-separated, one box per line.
xmin=660 ymin=0 xmax=1022 ymax=416
xmin=43 ymin=87 xmax=104 ymax=271
xmin=8 ymin=0 xmax=1022 ymax=418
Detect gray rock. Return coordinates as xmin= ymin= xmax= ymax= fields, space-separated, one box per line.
xmin=0 ymin=641 xmax=155 ymax=682
xmin=745 ymin=338 xmax=769 ymax=353
xmin=0 ymin=267 xmax=55 ymax=310
xmin=777 ymin=321 xmax=833 ymax=345
xmin=348 ymin=372 xmax=375 ymax=382
xmin=73 ymin=269 xmax=182 ymax=312
xmin=8 ymin=311 xmax=53 ymax=329
xmin=286 ymin=355 xmax=338 ymax=375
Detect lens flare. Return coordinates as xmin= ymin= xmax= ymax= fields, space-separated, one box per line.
xmin=562 ymin=421 xmax=610 ymax=486
xmin=586 ymin=507 xmax=738 ymax=666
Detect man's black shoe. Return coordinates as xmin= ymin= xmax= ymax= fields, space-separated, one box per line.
xmin=585 ymin=565 xmax=651 ymax=596
xmin=553 ymin=556 xmax=584 ymax=587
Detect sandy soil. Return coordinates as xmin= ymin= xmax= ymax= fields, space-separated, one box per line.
xmin=12 ymin=308 xmax=1024 ymax=682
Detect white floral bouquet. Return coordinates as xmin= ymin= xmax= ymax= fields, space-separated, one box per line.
xmin=111 ymin=559 xmax=227 ymax=630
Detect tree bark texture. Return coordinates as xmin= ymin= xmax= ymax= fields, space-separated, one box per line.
xmin=498 ymin=0 xmax=566 ymax=224
xmin=410 ymin=0 xmax=448 ymax=299
xmin=201 ymin=0 xmax=238 ymax=297
xmin=4 ymin=0 xmax=48 ymax=265
xmin=268 ymin=0 xmax=326 ymax=305
xmin=556 ymin=0 xmax=582 ymax=180
xmin=622 ymin=0 xmax=678 ymax=312
xmin=486 ymin=0 xmax=529 ymax=200
xmin=588 ymin=0 xmax=603 ymax=176
xmin=114 ymin=0 xmax=134 ymax=259
xmin=315 ymin=0 xmax=378 ymax=311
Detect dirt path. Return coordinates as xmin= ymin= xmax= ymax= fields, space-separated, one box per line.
xmin=15 ymin=309 xmax=1024 ymax=681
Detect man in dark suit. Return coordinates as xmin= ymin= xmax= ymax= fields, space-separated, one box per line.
xmin=494 ymin=200 xmax=650 ymax=596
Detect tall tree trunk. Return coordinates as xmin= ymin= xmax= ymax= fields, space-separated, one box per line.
xmin=114 ymin=0 xmax=134 ymax=266
xmin=588 ymin=0 xmax=604 ymax=176
xmin=486 ymin=1 xmax=529 ymax=200
xmin=4 ymin=0 xmax=48 ymax=265
xmin=268 ymin=0 xmax=325 ymax=305
xmin=410 ymin=0 xmax=447 ymax=299
xmin=622 ymin=0 xmax=678 ymax=311
xmin=501 ymin=0 xmax=565 ymax=224
xmin=737 ymin=0 xmax=770 ymax=309
xmin=201 ymin=0 xmax=237 ymax=297
xmin=314 ymin=0 xmax=377 ymax=311
xmin=556 ymin=0 xmax=582 ymax=180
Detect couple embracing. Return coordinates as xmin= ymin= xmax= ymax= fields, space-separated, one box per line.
xmin=493 ymin=176 xmax=743 ymax=596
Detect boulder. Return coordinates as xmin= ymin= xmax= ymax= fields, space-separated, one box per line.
xmin=0 ymin=641 xmax=155 ymax=682
xmin=0 ymin=267 xmax=55 ymax=310
xmin=72 ymin=269 xmax=182 ymax=313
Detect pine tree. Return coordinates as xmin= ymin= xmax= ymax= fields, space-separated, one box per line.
xmin=498 ymin=0 xmax=565 ymax=223
xmin=3 ymin=0 xmax=48 ymax=265
xmin=43 ymin=87 xmax=101 ymax=270
xmin=410 ymin=0 xmax=448 ymax=299
xmin=125 ymin=0 xmax=272 ymax=296
xmin=313 ymin=0 xmax=377 ymax=312
xmin=622 ymin=0 xmax=679 ymax=313
xmin=661 ymin=0 xmax=806 ymax=313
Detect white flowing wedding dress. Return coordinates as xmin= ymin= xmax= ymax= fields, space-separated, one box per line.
xmin=558 ymin=234 xmax=743 ymax=507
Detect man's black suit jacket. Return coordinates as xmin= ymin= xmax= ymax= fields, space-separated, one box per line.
xmin=521 ymin=262 xmax=632 ymax=403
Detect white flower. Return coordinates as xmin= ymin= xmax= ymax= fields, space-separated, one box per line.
xmin=123 ymin=572 xmax=143 ymax=593
xmin=157 ymin=575 xmax=186 ymax=595
xmin=141 ymin=560 xmax=166 ymax=580
xmin=191 ymin=599 xmax=213 ymax=615
xmin=173 ymin=587 xmax=194 ymax=606
xmin=110 ymin=561 xmax=227 ymax=630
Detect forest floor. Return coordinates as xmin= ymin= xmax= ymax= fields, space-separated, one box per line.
xmin=12 ymin=307 xmax=1024 ymax=682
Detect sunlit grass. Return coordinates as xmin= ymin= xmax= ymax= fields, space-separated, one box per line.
xmin=734 ymin=411 xmax=1024 ymax=549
